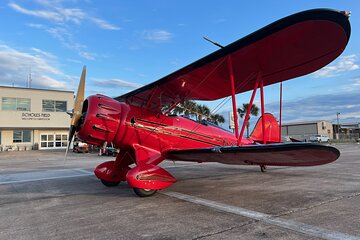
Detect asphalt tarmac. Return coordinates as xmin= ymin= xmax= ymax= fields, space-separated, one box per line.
xmin=0 ymin=144 xmax=359 ymax=240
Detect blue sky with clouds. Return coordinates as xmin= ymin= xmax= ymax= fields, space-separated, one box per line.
xmin=0 ymin=0 xmax=359 ymax=126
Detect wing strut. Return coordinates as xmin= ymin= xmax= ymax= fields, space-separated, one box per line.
xmin=228 ymin=56 xmax=239 ymax=139
xmin=238 ymin=73 xmax=261 ymax=144
xmin=279 ymin=82 xmax=283 ymax=142
xmin=259 ymin=74 xmax=266 ymax=144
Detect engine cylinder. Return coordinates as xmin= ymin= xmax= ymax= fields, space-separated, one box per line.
xmin=77 ymin=94 xmax=123 ymax=146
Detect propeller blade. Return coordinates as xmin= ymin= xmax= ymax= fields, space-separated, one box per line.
xmin=64 ymin=125 xmax=75 ymax=163
xmin=64 ymin=66 xmax=86 ymax=163
xmin=71 ymin=66 xmax=86 ymax=127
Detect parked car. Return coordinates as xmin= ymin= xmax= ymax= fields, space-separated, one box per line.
xmin=99 ymin=146 xmax=118 ymax=157
xmin=309 ymin=134 xmax=329 ymax=143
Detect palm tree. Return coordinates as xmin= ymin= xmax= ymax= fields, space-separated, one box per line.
xmin=209 ymin=114 xmax=225 ymax=126
xmin=173 ymin=101 xmax=225 ymax=126
xmin=196 ymin=104 xmax=210 ymax=121
xmin=183 ymin=100 xmax=198 ymax=116
xmin=237 ymin=103 xmax=259 ymax=137
xmin=173 ymin=100 xmax=197 ymax=117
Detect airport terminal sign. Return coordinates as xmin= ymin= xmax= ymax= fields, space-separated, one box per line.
xmin=21 ymin=112 xmax=51 ymax=120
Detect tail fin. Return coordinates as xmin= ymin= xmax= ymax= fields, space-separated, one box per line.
xmin=250 ymin=113 xmax=280 ymax=143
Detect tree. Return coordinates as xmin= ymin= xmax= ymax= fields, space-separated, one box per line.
xmin=209 ymin=114 xmax=225 ymax=126
xmin=173 ymin=101 xmax=225 ymax=126
xmin=196 ymin=104 xmax=210 ymax=121
xmin=237 ymin=103 xmax=259 ymax=137
xmin=173 ymin=100 xmax=197 ymax=116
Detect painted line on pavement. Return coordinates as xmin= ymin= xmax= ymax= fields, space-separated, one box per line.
xmin=0 ymin=168 xmax=94 ymax=185
xmin=163 ymin=191 xmax=360 ymax=240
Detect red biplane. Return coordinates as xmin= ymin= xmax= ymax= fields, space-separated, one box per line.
xmin=66 ymin=9 xmax=350 ymax=197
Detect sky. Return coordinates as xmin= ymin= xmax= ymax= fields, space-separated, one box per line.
xmin=0 ymin=0 xmax=359 ymax=127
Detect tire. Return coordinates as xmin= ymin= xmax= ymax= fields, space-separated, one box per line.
xmin=133 ymin=188 xmax=157 ymax=197
xmin=100 ymin=179 xmax=120 ymax=187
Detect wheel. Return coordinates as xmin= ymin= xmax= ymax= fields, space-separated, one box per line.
xmin=260 ymin=165 xmax=267 ymax=172
xmin=133 ymin=188 xmax=157 ymax=197
xmin=100 ymin=179 xmax=120 ymax=187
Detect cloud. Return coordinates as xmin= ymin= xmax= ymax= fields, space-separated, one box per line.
xmin=27 ymin=23 xmax=46 ymax=29
xmin=9 ymin=1 xmax=119 ymax=59
xmin=266 ymin=92 xmax=360 ymax=124
xmin=353 ymin=78 xmax=360 ymax=86
xmin=46 ymin=27 xmax=97 ymax=60
xmin=90 ymin=17 xmax=121 ymax=30
xmin=9 ymin=2 xmax=65 ymax=22
xmin=92 ymin=78 xmax=143 ymax=89
xmin=142 ymin=30 xmax=173 ymax=42
xmin=341 ymin=77 xmax=360 ymax=92
xmin=15 ymin=0 xmax=117 ymax=61
xmin=9 ymin=2 xmax=120 ymax=30
xmin=0 ymin=44 xmax=69 ymax=89
xmin=78 ymin=51 xmax=96 ymax=60
xmin=313 ymin=54 xmax=359 ymax=78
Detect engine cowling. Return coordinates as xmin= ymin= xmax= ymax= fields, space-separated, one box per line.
xmin=77 ymin=94 xmax=124 ymax=146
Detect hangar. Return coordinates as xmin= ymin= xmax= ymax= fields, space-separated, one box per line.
xmin=281 ymin=120 xmax=333 ymax=141
xmin=0 ymin=86 xmax=74 ymax=151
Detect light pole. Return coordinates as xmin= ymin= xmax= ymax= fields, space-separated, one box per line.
xmin=336 ymin=112 xmax=340 ymax=139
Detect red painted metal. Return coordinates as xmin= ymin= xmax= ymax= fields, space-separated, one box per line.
xmin=259 ymin=74 xmax=266 ymax=144
xmin=126 ymin=164 xmax=176 ymax=190
xmin=250 ymin=113 xmax=280 ymax=143
xmin=94 ymin=161 xmax=129 ymax=182
xmin=145 ymin=87 xmax=158 ymax=110
xmin=132 ymin=144 xmax=164 ymax=166
xmin=228 ymin=56 xmax=239 ymax=139
xmin=76 ymin=95 xmax=127 ymax=146
xmin=279 ymin=82 xmax=283 ymax=142
xmin=238 ymin=77 xmax=259 ymax=144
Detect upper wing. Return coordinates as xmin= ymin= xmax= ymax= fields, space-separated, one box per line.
xmin=116 ymin=9 xmax=350 ymax=112
xmin=165 ymin=143 xmax=340 ymax=167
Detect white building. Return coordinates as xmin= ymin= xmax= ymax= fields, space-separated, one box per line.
xmin=0 ymin=86 xmax=74 ymax=151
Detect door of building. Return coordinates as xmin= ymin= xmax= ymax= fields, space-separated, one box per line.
xmin=40 ymin=133 xmax=68 ymax=149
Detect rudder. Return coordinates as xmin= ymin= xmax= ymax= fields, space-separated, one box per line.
xmin=250 ymin=113 xmax=280 ymax=143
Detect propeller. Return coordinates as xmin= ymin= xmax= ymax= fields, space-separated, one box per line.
xmin=64 ymin=66 xmax=86 ymax=162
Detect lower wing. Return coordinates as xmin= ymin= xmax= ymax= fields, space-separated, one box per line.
xmin=165 ymin=143 xmax=340 ymax=167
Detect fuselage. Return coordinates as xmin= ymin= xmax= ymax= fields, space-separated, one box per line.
xmin=77 ymin=94 xmax=241 ymax=154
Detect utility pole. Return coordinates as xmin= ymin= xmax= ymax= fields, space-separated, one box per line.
xmin=336 ymin=112 xmax=340 ymax=139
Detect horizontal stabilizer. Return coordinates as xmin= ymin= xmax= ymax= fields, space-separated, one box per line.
xmin=166 ymin=143 xmax=340 ymax=166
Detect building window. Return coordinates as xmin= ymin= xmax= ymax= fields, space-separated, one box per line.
xmin=13 ymin=130 xmax=32 ymax=143
xmin=40 ymin=133 xmax=67 ymax=149
xmin=2 ymin=97 xmax=30 ymax=111
xmin=42 ymin=100 xmax=67 ymax=112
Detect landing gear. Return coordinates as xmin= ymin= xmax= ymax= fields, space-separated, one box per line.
xmin=260 ymin=165 xmax=267 ymax=172
xmin=100 ymin=179 xmax=120 ymax=187
xmin=133 ymin=188 xmax=157 ymax=197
